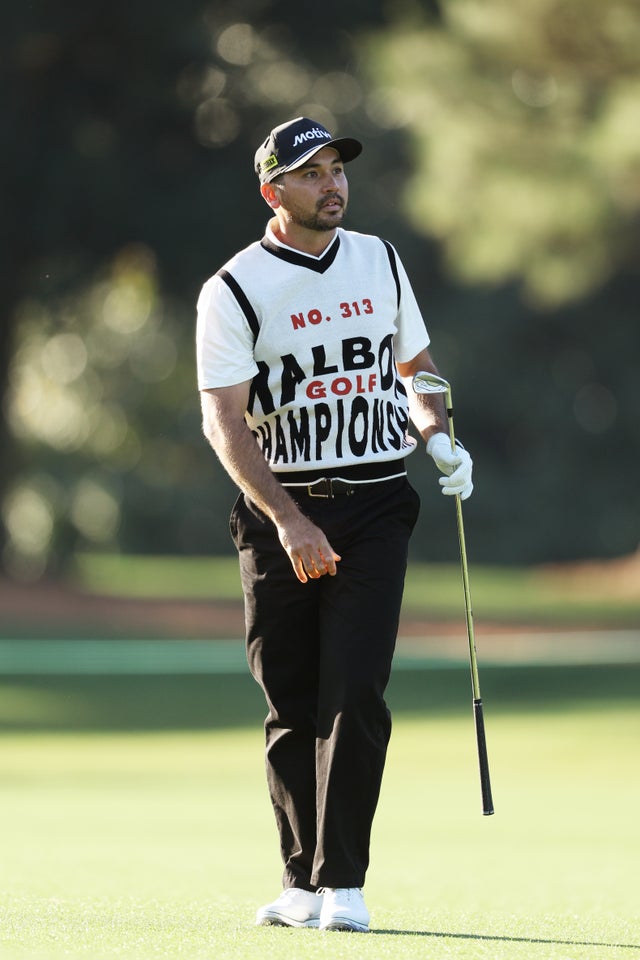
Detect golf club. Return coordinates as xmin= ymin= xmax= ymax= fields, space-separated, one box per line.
xmin=412 ymin=370 xmax=494 ymax=816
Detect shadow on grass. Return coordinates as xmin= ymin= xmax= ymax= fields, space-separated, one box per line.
xmin=0 ymin=663 xmax=638 ymax=732
xmin=371 ymin=928 xmax=640 ymax=949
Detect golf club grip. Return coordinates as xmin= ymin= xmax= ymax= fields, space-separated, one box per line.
xmin=473 ymin=698 xmax=494 ymax=815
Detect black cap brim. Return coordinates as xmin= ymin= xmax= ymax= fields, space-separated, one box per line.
xmin=264 ymin=136 xmax=362 ymax=182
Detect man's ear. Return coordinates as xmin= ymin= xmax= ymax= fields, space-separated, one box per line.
xmin=260 ymin=182 xmax=281 ymax=209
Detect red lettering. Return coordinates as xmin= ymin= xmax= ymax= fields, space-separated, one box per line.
xmin=356 ymin=374 xmax=377 ymax=393
xmin=306 ymin=374 xmax=379 ymax=399
xmin=339 ymin=299 xmax=374 ymax=319
xmin=291 ymin=303 xmax=373 ymax=329
xmin=330 ymin=377 xmax=352 ymax=396
xmin=306 ymin=380 xmax=327 ymax=399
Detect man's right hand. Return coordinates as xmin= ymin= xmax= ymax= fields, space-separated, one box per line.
xmin=276 ymin=514 xmax=341 ymax=584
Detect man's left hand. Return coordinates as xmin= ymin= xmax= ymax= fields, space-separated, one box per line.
xmin=426 ymin=433 xmax=474 ymax=500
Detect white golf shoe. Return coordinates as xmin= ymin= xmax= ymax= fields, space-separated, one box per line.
xmin=255 ymin=887 xmax=322 ymax=928
xmin=318 ymin=887 xmax=370 ymax=932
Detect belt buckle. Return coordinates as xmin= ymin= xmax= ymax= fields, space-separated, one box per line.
xmin=308 ymin=478 xmax=333 ymax=498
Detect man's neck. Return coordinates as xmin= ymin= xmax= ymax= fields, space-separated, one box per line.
xmin=269 ymin=217 xmax=337 ymax=257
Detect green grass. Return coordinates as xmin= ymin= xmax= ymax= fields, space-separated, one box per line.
xmin=72 ymin=553 xmax=245 ymax=602
xmin=1 ymin=666 xmax=639 ymax=959
xmin=402 ymin=563 xmax=640 ymax=625
xmin=71 ymin=552 xmax=640 ymax=626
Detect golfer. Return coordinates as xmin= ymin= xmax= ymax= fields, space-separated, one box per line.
xmin=196 ymin=116 xmax=473 ymax=932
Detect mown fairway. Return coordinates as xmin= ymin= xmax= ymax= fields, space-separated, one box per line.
xmin=1 ymin=662 xmax=639 ymax=959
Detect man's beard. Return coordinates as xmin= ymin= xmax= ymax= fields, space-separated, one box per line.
xmin=292 ymin=196 xmax=346 ymax=231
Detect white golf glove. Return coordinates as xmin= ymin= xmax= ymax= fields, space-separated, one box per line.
xmin=426 ymin=432 xmax=474 ymax=500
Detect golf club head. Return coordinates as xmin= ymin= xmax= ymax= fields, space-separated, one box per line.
xmin=412 ymin=371 xmax=451 ymax=395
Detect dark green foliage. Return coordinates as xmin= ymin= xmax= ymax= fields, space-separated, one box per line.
xmin=2 ymin=0 xmax=638 ymax=572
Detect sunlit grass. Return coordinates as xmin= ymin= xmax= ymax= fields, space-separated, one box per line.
xmin=71 ymin=552 xmax=640 ymax=626
xmin=1 ymin=669 xmax=639 ymax=959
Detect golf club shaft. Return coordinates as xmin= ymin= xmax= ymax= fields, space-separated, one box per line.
xmin=454 ymin=493 xmax=494 ymax=815
xmin=444 ymin=390 xmax=495 ymax=816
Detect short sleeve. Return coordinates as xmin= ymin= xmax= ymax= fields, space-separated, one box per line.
xmin=195 ymin=275 xmax=260 ymax=390
xmin=389 ymin=247 xmax=431 ymax=364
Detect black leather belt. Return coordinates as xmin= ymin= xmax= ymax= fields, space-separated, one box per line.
xmin=276 ymin=460 xmax=407 ymax=499
xmin=296 ymin=477 xmax=357 ymax=498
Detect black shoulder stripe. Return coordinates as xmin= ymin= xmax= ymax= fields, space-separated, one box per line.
xmin=381 ymin=239 xmax=401 ymax=309
xmin=216 ymin=269 xmax=260 ymax=340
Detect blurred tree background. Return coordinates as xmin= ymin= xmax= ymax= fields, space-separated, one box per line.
xmin=2 ymin=0 xmax=639 ymax=580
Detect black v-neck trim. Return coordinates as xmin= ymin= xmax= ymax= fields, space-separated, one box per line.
xmin=260 ymin=235 xmax=340 ymax=274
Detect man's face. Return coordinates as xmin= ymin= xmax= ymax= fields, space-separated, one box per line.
xmin=272 ymin=147 xmax=349 ymax=231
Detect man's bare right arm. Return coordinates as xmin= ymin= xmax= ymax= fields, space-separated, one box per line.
xmin=200 ymin=384 xmax=340 ymax=583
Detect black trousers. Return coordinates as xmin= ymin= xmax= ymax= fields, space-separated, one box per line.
xmin=230 ymin=475 xmax=420 ymax=890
